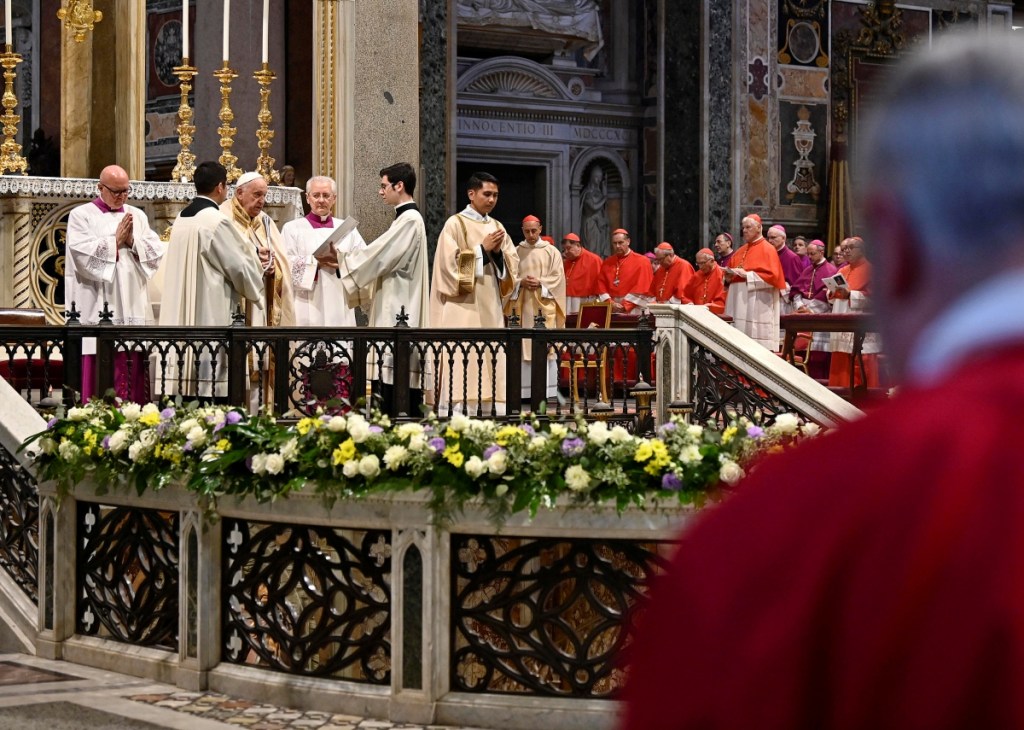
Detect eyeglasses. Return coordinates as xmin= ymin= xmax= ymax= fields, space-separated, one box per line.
xmin=100 ymin=183 xmax=130 ymax=196
xmin=308 ymin=192 xmax=335 ymax=200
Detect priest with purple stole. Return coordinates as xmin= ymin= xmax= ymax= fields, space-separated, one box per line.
xmin=787 ymin=239 xmax=837 ymax=378
xmin=65 ymin=164 xmax=165 ymax=402
xmin=281 ymin=176 xmax=367 ymax=328
xmin=767 ymin=224 xmax=809 ymax=315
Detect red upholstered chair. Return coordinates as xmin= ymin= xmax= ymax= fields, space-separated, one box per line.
xmin=567 ymin=301 xmax=612 ymax=402
xmin=0 ymin=308 xmax=63 ymax=400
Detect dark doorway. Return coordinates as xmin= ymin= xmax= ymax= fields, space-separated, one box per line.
xmin=454 ymin=163 xmax=547 ymax=237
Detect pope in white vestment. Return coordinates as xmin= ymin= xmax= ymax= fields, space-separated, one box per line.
xmin=65 ymin=166 xmax=165 ymax=401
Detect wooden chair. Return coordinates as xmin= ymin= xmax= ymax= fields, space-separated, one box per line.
xmin=568 ymin=301 xmax=612 ymax=402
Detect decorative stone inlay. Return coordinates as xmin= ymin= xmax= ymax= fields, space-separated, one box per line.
xmin=748 ymin=57 xmax=769 ymax=100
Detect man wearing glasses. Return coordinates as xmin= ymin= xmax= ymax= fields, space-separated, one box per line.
xmin=65 ymin=164 xmax=165 ymax=401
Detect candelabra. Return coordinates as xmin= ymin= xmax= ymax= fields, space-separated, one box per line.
xmin=252 ymin=63 xmax=280 ymax=184
xmin=171 ymin=60 xmax=198 ymax=183
xmin=213 ymin=62 xmax=241 ymax=183
xmin=0 ymin=46 xmax=27 ymax=175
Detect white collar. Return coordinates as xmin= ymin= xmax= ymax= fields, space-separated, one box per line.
xmin=908 ymin=269 xmax=1024 ymax=385
xmin=461 ymin=205 xmax=489 ymax=223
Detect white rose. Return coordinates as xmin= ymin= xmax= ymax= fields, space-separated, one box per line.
xmin=326 ymin=416 xmax=347 ymax=433
xmin=449 ymin=413 xmax=470 ymax=432
xmin=549 ymin=423 xmax=568 ymax=439
xmin=58 ymin=440 xmax=80 ymax=460
xmin=178 ymin=418 xmax=200 ymax=435
xmin=678 ymin=445 xmax=701 ymax=465
xmin=107 ymin=431 xmax=128 ymax=455
xmin=773 ymin=413 xmax=799 ymax=435
xmin=38 ymin=437 xmax=57 ymax=455
xmin=495 ymin=483 xmax=509 ymax=497
xmin=280 ymin=438 xmax=299 ymax=461
xmin=801 ymin=422 xmax=821 ymax=437
xmin=464 ymin=456 xmax=487 ymax=478
xmin=128 ymin=442 xmax=143 ymax=462
xmin=187 ymin=426 xmax=207 ymax=447
xmin=687 ymin=424 xmax=704 ymax=439
xmin=487 ymin=450 xmax=508 ymax=475
xmin=141 ymin=403 xmax=159 ymax=417
xmin=383 ymin=445 xmax=408 ymax=470
xmin=396 ymin=423 xmax=424 ymax=438
xmin=609 ymin=426 xmax=630 ymax=443
xmin=358 ymin=454 xmax=380 ymax=478
xmin=719 ymin=460 xmax=744 ymax=485
xmin=139 ymin=430 xmax=157 ymax=448
xmin=586 ymin=422 xmax=610 ymax=446
xmin=68 ymin=407 xmax=88 ymax=422
xmin=251 ymin=453 xmax=268 ymax=475
xmin=565 ymin=464 xmax=591 ymax=492
xmin=342 ymin=460 xmax=360 ymax=478
xmin=528 ymin=436 xmax=547 ymax=451
xmin=348 ymin=419 xmax=371 ymax=444
xmin=265 ymin=453 xmax=285 ymax=475
xmin=408 ymin=434 xmax=428 ymax=452
xmin=121 ymin=403 xmax=142 ymax=422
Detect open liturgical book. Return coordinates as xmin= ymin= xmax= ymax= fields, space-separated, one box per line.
xmin=313 ymin=218 xmax=360 ymax=258
xmin=823 ymin=273 xmax=849 ymax=293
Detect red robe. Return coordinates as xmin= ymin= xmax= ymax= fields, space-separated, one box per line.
xmin=828 ymin=258 xmax=880 ymax=389
xmin=622 ymin=345 xmax=1024 ymax=730
xmin=647 ymin=258 xmax=695 ymax=303
xmin=683 ymin=265 xmax=727 ymax=314
xmin=726 ymin=236 xmax=786 ymax=289
xmin=598 ymin=250 xmax=653 ymax=313
xmin=563 ymin=248 xmax=602 ymax=298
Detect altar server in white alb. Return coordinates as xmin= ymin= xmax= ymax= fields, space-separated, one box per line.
xmin=65 ymin=164 xmax=165 ymax=402
xmin=281 ymin=175 xmax=367 ymax=328
xmin=337 ymin=162 xmax=430 ymax=412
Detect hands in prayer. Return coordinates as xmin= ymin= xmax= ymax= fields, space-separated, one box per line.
xmin=115 ymin=213 xmax=134 ymax=249
xmin=482 ymin=229 xmax=505 ymax=252
xmin=522 ymin=275 xmax=541 ymax=290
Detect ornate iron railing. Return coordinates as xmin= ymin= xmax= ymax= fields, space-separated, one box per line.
xmin=688 ymin=340 xmax=789 ymax=426
xmin=0 ymin=446 xmax=38 ymax=602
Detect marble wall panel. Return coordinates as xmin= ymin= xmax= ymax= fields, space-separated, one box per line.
xmin=706 ymin=0 xmax=734 ymax=242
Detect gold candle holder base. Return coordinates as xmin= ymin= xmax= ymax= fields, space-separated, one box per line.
xmin=171 ymin=59 xmax=198 ymax=183
xmin=213 ymin=61 xmax=241 ymax=183
xmin=253 ymin=63 xmax=280 ymax=184
xmin=0 ymin=46 xmax=27 ymax=176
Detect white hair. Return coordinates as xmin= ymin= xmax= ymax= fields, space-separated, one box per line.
xmin=306 ymin=175 xmax=337 ymax=195
xmin=861 ymin=32 xmax=1024 ymax=262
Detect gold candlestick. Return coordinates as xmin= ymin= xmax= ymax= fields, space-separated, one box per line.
xmin=171 ymin=59 xmax=198 ymax=183
xmin=212 ymin=62 xmax=241 ymax=183
xmin=0 ymin=46 xmax=27 ymax=175
xmin=252 ymin=63 xmax=280 ymax=184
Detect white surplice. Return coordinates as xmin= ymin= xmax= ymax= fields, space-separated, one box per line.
xmin=725 ymin=273 xmax=781 ymax=351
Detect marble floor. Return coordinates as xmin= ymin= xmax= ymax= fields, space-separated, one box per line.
xmin=0 ymin=654 xmax=484 ymax=730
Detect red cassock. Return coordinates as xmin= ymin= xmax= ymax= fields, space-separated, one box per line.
xmin=726 ymin=237 xmax=786 ymax=289
xmin=683 ymin=265 xmax=727 ymax=314
xmin=598 ymin=251 xmax=653 ymax=313
xmin=563 ymin=248 xmax=603 ymax=298
xmin=647 ymin=259 xmax=695 ymax=303
xmin=828 ymin=258 xmax=880 ymax=389
xmin=622 ymin=346 xmax=1024 ymax=730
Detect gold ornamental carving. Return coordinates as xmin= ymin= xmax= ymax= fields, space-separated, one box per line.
xmin=213 ymin=63 xmax=242 ymax=183
xmin=56 ymin=0 xmax=104 ymax=43
xmin=0 ymin=47 xmax=27 ymax=175
xmin=253 ymin=63 xmax=280 ymax=184
xmin=171 ymin=61 xmax=198 ymax=183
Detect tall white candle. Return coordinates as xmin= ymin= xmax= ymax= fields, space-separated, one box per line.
xmin=182 ymin=0 xmax=189 ymax=61
xmin=261 ymin=0 xmax=269 ymax=64
xmin=222 ymin=0 xmax=230 ymax=62
xmin=5 ymin=1 xmax=12 ymax=47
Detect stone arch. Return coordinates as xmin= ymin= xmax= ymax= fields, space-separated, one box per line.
xmin=570 ymin=148 xmax=632 ymax=258
xmin=457 ymin=56 xmax=575 ymax=101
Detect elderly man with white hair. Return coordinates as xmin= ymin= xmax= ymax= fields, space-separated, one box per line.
xmin=723 ymin=213 xmax=786 ymax=350
xmin=281 ymin=175 xmax=366 ymax=328
xmin=221 ymin=171 xmax=296 ymax=328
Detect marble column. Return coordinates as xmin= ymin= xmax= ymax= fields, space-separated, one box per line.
xmin=419 ymin=0 xmax=451 ymax=250
xmin=0 ymin=195 xmax=31 ymax=308
xmin=706 ymin=0 xmax=735 ymax=243
xmin=59 ymin=26 xmax=92 ymax=177
xmin=114 ymin=0 xmax=146 ymax=179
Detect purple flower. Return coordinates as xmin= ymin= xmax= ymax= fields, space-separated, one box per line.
xmin=561 ymin=437 xmax=585 ymax=457
xmin=428 ymin=437 xmax=446 ymax=453
xmin=483 ymin=444 xmax=503 ymax=460
xmin=183 ymin=441 xmax=194 ymax=452
xmin=661 ymin=473 xmax=682 ymax=491
xmin=226 ymin=411 xmax=243 ymax=425
xmin=102 ymin=435 xmax=111 ymax=449
xmin=47 ymin=417 xmax=57 ymax=429
xmin=522 ymin=424 xmax=536 ymax=436
xmin=746 ymin=426 xmax=764 ymax=439
xmin=161 ymin=407 xmax=175 ymax=420
xmin=658 ymin=422 xmax=677 ymax=436
xmin=370 ymin=425 xmax=384 ymax=434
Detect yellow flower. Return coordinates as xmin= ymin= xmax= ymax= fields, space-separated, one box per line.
xmin=83 ymin=429 xmax=97 ymax=447
xmin=296 ymin=417 xmax=320 ymax=436
xmin=445 ymin=427 xmax=459 ymax=440
xmin=495 ymin=425 xmax=525 ymax=446
xmin=83 ymin=445 xmax=93 ymax=456
xmin=644 ymin=461 xmax=662 ymax=476
xmin=721 ymin=426 xmax=738 ymax=444
xmin=634 ymin=442 xmax=653 ymax=462
xmin=215 ymin=438 xmax=231 ymax=452
xmin=139 ymin=412 xmax=161 ymax=427
xmin=444 ymin=444 xmax=464 ymax=468
xmin=332 ymin=438 xmax=356 ymax=466
xmin=154 ymin=444 xmax=163 ymax=458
